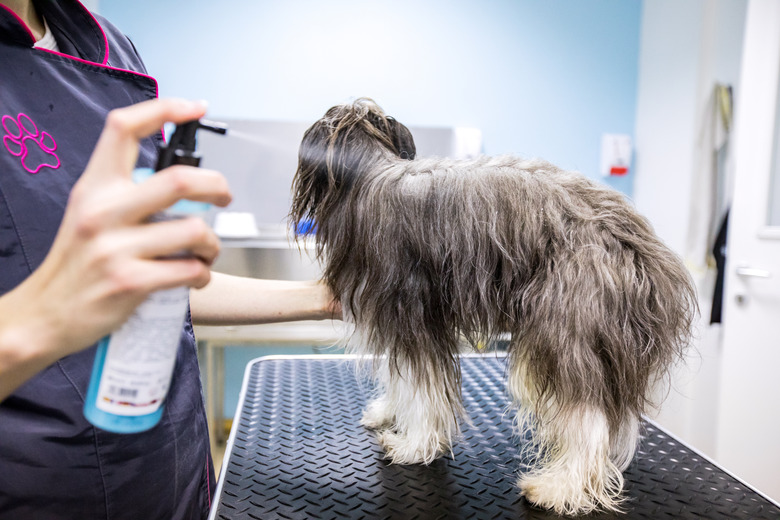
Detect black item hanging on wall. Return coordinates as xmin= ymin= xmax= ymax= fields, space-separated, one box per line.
xmin=710 ymin=209 xmax=729 ymax=324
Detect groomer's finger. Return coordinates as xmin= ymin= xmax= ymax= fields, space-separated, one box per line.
xmin=65 ymin=167 xmax=231 ymax=233
xmin=127 ymin=217 xmax=223 ymax=266
xmin=83 ymin=98 xmax=208 ymax=182
xmin=120 ymin=166 xmax=232 ymax=223
xmin=124 ymin=257 xmax=214 ymax=292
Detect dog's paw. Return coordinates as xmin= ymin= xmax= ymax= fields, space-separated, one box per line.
xmin=519 ymin=472 xmax=596 ymax=516
xmin=518 ymin=469 xmax=623 ymax=516
xmin=360 ymin=399 xmax=394 ymax=430
xmin=376 ymin=430 xmax=447 ymax=465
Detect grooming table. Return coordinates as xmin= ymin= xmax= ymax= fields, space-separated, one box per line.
xmin=209 ymin=355 xmax=780 ymax=520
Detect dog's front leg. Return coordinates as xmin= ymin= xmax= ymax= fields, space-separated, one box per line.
xmin=361 ymin=357 xmax=396 ymax=430
xmin=365 ymin=352 xmax=464 ymax=466
xmin=377 ymin=363 xmax=461 ymax=465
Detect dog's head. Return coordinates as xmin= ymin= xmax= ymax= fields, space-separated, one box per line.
xmin=290 ymin=98 xmax=416 ymax=236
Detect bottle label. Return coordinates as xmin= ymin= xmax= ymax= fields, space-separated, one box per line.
xmin=95 ymin=286 xmax=189 ymax=416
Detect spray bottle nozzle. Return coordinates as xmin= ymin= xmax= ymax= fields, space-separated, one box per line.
xmin=198 ymin=119 xmax=228 ymax=135
xmin=155 ymin=118 xmax=228 ymax=171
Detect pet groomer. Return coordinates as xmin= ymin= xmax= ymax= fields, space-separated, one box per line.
xmin=0 ymin=1 xmax=337 ymax=519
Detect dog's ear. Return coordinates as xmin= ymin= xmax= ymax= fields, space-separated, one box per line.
xmin=362 ymin=105 xmax=416 ymax=161
xmin=386 ymin=116 xmax=416 ymax=160
xmin=290 ymin=118 xmax=332 ymax=230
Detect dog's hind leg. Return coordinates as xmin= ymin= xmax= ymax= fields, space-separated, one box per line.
xmin=510 ymin=386 xmax=626 ymax=515
xmin=508 ymin=356 xmax=631 ymax=516
xmin=505 ymin=238 xmax=665 ymax=514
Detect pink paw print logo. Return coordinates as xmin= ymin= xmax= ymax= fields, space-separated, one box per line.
xmin=2 ymin=113 xmax=61 ymax=174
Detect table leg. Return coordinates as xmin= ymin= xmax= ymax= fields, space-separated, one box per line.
xmin=216 ymin=346 xmax=225 ymax=443
xmin=205 ymin=341 xmax=217 ymax=455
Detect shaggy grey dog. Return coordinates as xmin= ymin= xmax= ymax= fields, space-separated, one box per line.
xmin=290 ymin=98 xmax=697 ymax=515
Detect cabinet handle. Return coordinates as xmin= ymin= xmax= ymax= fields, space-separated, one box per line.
xmin=736 ymin=266 xmax=771 ymax=278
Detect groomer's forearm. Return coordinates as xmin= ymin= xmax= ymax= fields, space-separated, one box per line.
xmin=190 ymin=272 xmax=337 ymax=326
xmin=0 ymin=326 xmax=54 ymax=401
xmin=0 ymin=286 xmax=64 ymax=401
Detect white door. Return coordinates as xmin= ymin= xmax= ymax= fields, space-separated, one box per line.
xmin=716 ymin=0 xmax=780 ymax=502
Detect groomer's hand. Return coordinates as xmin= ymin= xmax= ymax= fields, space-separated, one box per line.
xmin=0 ymin=98 xmax=232 ymax=400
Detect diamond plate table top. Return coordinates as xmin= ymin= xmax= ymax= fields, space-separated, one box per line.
xmin=210 ymin=355 xmax=780 ymax=520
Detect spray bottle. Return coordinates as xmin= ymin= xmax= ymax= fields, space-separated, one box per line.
xmin=84 ymin=119 xmax=228 ymax=434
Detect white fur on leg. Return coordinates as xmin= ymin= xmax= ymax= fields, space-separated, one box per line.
xmin=374 ymin=381 xmax=457 ymax=465
xmin=517 ymin=405 xmax=626 ymax=516
xmin=609 ymin=413 xmax=640 ymax=472
xmin=366 ymin=364 xmax=460 ymax=465
xmin=508 ymin=364 xmax=632 ymax=515
xmin=348 ymin=325 xmax=463 ymax=466
xmin=361 ymin=394 xmax=394 ymax=430
xmin=360 ymin=354 xmax=396 ymax=430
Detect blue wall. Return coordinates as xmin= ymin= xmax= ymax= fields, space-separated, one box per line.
xmin=101 ymin=0 xmax=641 ymax=192
xmin=100 ymin=0 xmax=643 ymax=417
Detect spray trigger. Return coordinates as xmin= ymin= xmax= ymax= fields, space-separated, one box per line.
xmin=155 ymin=118 xmax=228 ymax=171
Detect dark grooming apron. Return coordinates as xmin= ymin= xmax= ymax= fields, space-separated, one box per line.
xmin=0 ymin=2 xmax=214 ymax=518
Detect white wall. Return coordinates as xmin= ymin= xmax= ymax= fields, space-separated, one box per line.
xmin=633 ymin=0 xmax=747 ymax=457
